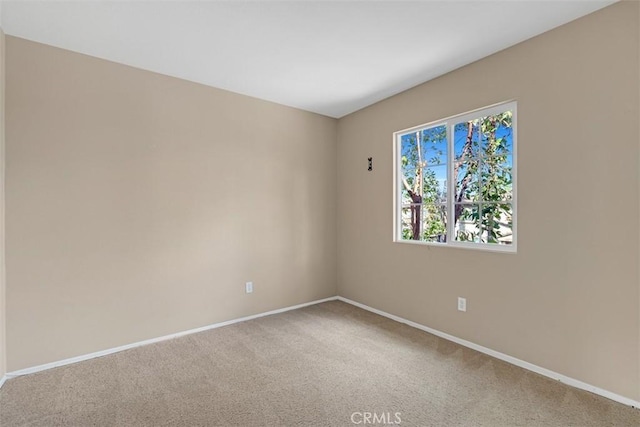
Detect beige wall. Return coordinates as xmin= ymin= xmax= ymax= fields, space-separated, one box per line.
xmin=5 ymin=36 xmax=337 ymax=371
xmin=337 ymin=1 xmax=640 ymax=401
xmin=0 ymin=28 xmax=6 ymax=380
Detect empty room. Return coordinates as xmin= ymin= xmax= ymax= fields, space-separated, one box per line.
xmin=0 ymin=0 xmax=639 ymax=426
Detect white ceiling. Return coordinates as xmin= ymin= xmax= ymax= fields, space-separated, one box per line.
xmin=1 ymin=0 xmax=615 ymax=118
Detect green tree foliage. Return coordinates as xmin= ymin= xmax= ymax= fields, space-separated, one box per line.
xmin=454 ymin=112 xmax=513 ymax=244
xmin=401 ymin=126 xmax=447 ymax=241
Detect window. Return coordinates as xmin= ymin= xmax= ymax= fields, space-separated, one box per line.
xmin=394 ymin=101 xmax=516 ymax=252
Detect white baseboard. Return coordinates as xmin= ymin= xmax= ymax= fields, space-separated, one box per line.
xmin=5 ymin=296 xmax=339 ymax=379
xmin=3 ymin=294 xmax=639 ymax=410
xmin=336 ymin=296 xmax=639 ymax=409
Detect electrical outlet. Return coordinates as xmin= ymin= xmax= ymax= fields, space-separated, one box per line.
xmin=458 ymin=297 xmax=466 ymax=312
xmin=245 ymin=282 xmax=253 ymax=294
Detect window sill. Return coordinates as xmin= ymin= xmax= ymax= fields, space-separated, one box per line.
xmin=393 ymin=239 xmax=517 ymax=254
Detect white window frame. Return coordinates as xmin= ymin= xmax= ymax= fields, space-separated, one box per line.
xmin=393 ymin=101 xmax=517 ymax=253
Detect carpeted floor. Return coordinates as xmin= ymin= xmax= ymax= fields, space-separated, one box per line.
xmin=1 ymin=301 xmax=639 ymax=426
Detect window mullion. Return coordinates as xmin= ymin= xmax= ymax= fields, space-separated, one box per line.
xmin=447 ymin=122 xmax=454 ymax=244
xmin=418 ymin=129 xmax=424 ymax=241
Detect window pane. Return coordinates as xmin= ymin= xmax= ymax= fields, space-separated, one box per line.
xmin=454 ymin=120 xmax=480 ymax=160
xmin=423 ymin=165 xmax=447 ymax=204
xmin=480 ymin=154 xmax=513 ymax=202
xmin=400 ymin=132 xmax=420 ymax=171
xmin=421 ymin=125 xmax=447 ymax=166
xmin=455 ymin=111 xmax=514 ymax=160
xmin=481 ymin=203 xmax=513 ymax=245
xmin=423 ymin=204 xmax=447 ymax=243
xmin=480 ymin=111 xmax=514 ymax=156
xmin=454 ymin=204 xmax=480 ymax=242
xmin=454 ymin=160 xmax=480 ymax=203
xmin=401 ymin=205 xmax=422 ymax=241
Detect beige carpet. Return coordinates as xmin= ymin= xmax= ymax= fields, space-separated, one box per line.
xmin=1 ymin=301 xmax=639 ymax=426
